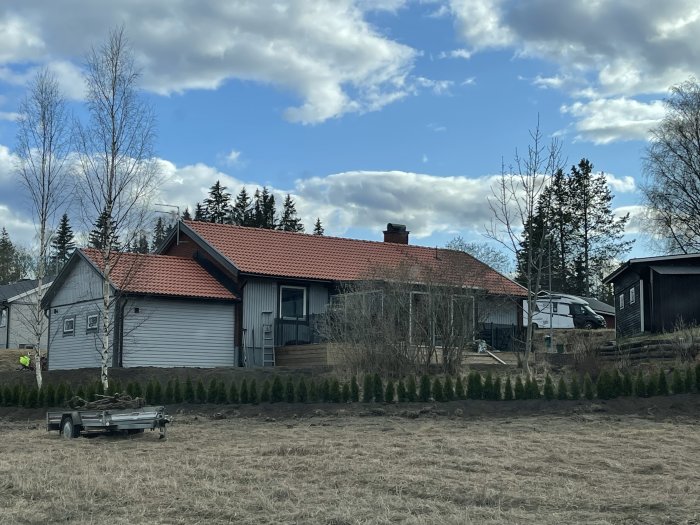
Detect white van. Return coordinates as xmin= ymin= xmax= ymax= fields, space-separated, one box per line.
xmin=523 ymin=293 xmax=606 ymax=330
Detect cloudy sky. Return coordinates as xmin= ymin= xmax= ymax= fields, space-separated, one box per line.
xmin=1 ymin=0 xmax=697 ymax=257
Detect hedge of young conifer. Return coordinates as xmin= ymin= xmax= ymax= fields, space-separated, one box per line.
xmin=1 ymin=364 xmax=698 ymax=409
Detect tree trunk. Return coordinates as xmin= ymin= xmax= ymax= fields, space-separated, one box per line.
xmin=101 ymin=258 xmax=111 ymax=391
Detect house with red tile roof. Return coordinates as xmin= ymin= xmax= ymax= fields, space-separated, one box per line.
xmin=41 ymin=221 xmax=524 ymax=370
xmin=42 ymin=248 xmax=238 ymax=370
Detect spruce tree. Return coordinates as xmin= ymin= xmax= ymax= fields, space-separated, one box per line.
xmin=569 ymin=376 xmax=580 ymax=400
xmin=645 ymin=373 xmax=658 ymax=397
xmin=622 ymin=370 xmax=633 ymax=396
xmin=285 ymin=377 xmax=296 ymax=403
xmin=396 ymin=379 xmax=407 ymax=402
xmin=530 ymin=376 xmax=541 ymax=399
xmin=229 ymin=381 xmax=239 ymax=404
xmin=54 ymin=384 xmax=66 ymax=406
xmin=685 ymin=366 xmax=694 ymax=393
xmin=297 ymin=378 xmax=308 ymax=403
xmin=45 ymin=383 xmax=56 ymax=407
xmin=523 ymin=376 xmax=532 ymax=400
xmin=672 ymin=368 xmax=685 ymax=394
xmin=206 ymin=379 xmax=217 ymax=403
xmin=441 ymin=376 xmax=453 ymax=401
xmin=216 ymin=380 xmax=228 ymax=404
xmin=184 ymin=377 xmax=195 ymax=402
xmin=493 ymin=376 xmax=502 ymax=401
xmin=49 ymin=213 xmax=75 ymax=274
xmin=164 ymin=379 xmax=174 ymax=404
xmin=313 ymin=217 xmax=324 ymax=235
xmin=419 ymin=375 xmax=431 ymax=402
xmin=596 ymin=370 xmax=610 ymax=400
xmin=483 ymin=372 xmax=494 ymax=400
xmin=468 ymin=371 xmax=483 ymax=400
xmin=0 ymin=228 xmax=20 ymax=284
xmin=194 ymin=202 xmax=207 ymax=222
xmin=204 ymin=180 xmax=232 ymax=224
xmin=152 ymin=380 xmax=162 ymax=404
xmin=152 ymin=217 xmax=167 ymax=249
xmin=320 ymin=379 xmax=330 ymax=403
xmin=88 ymin=209 xmax=120 ymax=250
xmin=384 ymin=380 xmax=395 ymax=403
xmin=543 ymin=375 xmax=555 ymax=400
xmin=308 ymin=380 xmax=318 ymax=403
xmin=431 ymin=377 xmax=443 ymax=402
xmin=557 ymin=377 xmax=568 ymax=400
xmin=182 ymin=208 xmax=192 ymax=220
xmin=583 ymin=374 xmax=595 ymax=400
xmin=504 ymin=376 xmax=514 ymax=400
xmin=232 ymin=187 xmax=253 ymax=226
xmin=271 ymin=376 xmax=284 ymax=403
xmin=253 ymin=187 xmax=277 ymax=228
xmin=406 ymin=376 xmax=417 ymax=402
xmin=278 ymin=194 xmax=304 ymax=232
xmin=455 ymin=376 xmax=465 ymax=400
xmin=350 ymin=376 xmax=360 ymax=402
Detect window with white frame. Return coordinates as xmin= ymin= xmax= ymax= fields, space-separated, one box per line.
xmin=619 ymin=294 xmax=624 ymax=310
xmin=280 ymin=286 xmax=306 ymax=319
xmin=630 ymin=287 xmax=635 ymax=304
xmin=86 ymin=314 xmax=99 ymax=333
xmin=63 ymin=317 xmax=75 ymax=336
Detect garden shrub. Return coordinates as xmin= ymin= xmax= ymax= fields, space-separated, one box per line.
xmin=543 ymin=375 xmax=555 ymax=400
xmin=271 ymin=376 xmax=284 ymax=403
xmin=297 ymin=378 xmax=308 ymax=403
xmin=350 ymin=376 xmax=360 ymax=402
xmin=419 ymin=375 xmax=431 ymax=402
xmin=54 ymin=384 xmax=66 ymax=406
xmin=285 ymin=377 xmax=296 ymax=403
xmin=657 ymin=369 xmax=669 ymax=396
xmin=372 ymin=374 xmax=383 ymax=403
xmin=432 ymin=377 xmax=443 ymax=402
xmin=229 ymin=381 xmax=239 ymax=404
xmin=76 ymin=386 xmax=86 ymax=400
xmin=145 ymin=382 xmax=154 ymax=404
xmin=320 ymin=379 xmax=331 ymax=403
xmin=341 ymin=382 xmax=351 ymax=403
xmin=308 ymin=380 xmax=318 ymax=403
xmin=514 ymin=376 xmax=525 ymax=400
xmin=173 ymin=377 xmax=183 ymax=403
xmin=645 ymin=373 xmax=658 ymax=397
xmin=634 ymin=371 xmax=645 ymax=397
xmin=248 ymin=379 xmax=259 ymax=404
xmin=44 ymin=383 xmax=56 ymax=407
xmin=384 ymin=380 xmax=395 ymax=403
xmin=468 ymin=371 xmax=483 ymax=400
xmin=612 ymin=369 xmax=623 ymax=398
xmin=671 ymin=368 xmax=685 ymax=394
xmin=696 ymin=363 xmax=700 ymax=391
xmin=483 ymin=372 xmax=494 ymax=400
xmin=152 ymin=380 xmax=163 ymax=404
xmin=396 ymin=379 xmax=407 ymax=402
xmin=195 ymin=380 xmax=206 ymax=403
xmin=684 ymin=366 xmax=694 ymax=393
xmin=184 ymin=377 xmax=195 ymax=403
xmin=443 ymin=376 xmax=455 ymax=401
xmin=504 ymin=376 xmax=514 ymax=401
xmin=493 ymin=376 xmax=502 ymax=401
xmin=260 ymin=380 xmax=271 ymax=402
xmin=363 ymin=375 xmax=373 ymax=403
xmin=622 ymin=370 xmax=633 ymax=397
xmin=164 ymin=379 xmax=175 ymax=404
xmin=556 ymin=377 xmax=568 ymax=400
xmin=216 ymin=380 xmax=228 ymax=404
xmin=406 ymin=376 xmax=417 ymax=402
xmin=240 ymin=379 xmax=249 ymax=404
xmin=455 ymin=376 xmax=465 ymax=400
xmin=330 ymin=379 xmax=341 ymax=403
xmin=583 ymin=374 xmax=594 ymax=400
xmin=596 ymin=370 xmax=610 ymax=400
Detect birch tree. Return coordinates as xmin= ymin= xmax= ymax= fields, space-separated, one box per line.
xmin=486 ymin=121 xmax=563 ymax=372
xmin=15 ymin=69 xmax=71 ymax=390
xmin=75 ymin=27 xmax=159 ymax=390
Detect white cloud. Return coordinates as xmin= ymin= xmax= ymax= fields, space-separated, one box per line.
xmin=438 ymin=48 xmax=472 ymax=59
xmin=604 ymin=173 xmax=636 ymax=194
xmin=427 ymin=122 xmax=447 ymax=132
xmin=0 ymin=1 xmax=418 ymax=124
xmin=414 ymin=77 xmax=454 ymax=95
xmin=461 ymin=77 xmax=476 ymax=86
xmin=560 ymin=98 xmax=666 ymax=144
xmin=422 ymin=154 xmax=428 ymax=163
xmin=613 ymin=205 xmax=647 ymax=234
xmin=0 ymin=111 xmax=19 ymax=121
xmin=223 ymin=149 xmax=242 ymax=167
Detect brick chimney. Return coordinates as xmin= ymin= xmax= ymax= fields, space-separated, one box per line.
xmin=383 ymin=223 xmax=409 ymax=244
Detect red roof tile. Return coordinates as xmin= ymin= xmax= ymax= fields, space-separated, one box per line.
xmin=183 ymin=221 xmax=525 ymax=296
xmin=81 ymin=248 xmax=237 ymax=301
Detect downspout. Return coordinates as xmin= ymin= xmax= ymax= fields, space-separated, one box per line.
xmin=45 ymin=308 xmax=51 ymax=368
xmin=5 ymin=303 xmax=10 ymax=349
xmin=639 ymin=279 xmax=644 ymax=333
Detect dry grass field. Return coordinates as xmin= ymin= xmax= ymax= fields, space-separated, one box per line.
xmin=1 ymin=403 xmax=699 ymax=525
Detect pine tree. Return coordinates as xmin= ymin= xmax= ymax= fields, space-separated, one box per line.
xmin=384 ymin=380 xmax=395 ymax=403
xmin=362 ymin=375 xmax=373 ymax=402
xmin=285 ymin=377 xmax=296 ymax=403
xmin=634 ymin=371 xmax=646 ymax=397
xmin=249 ymin=379 xmax=259 ymax=404
xmin=671 ymin=368 xmax=685 ymax=394
xmin=207 ymin=379 xmax=218 ymax=403
xmin=455 ymin=376 xmax=465 ymax=400
xmin=152 ymin=217 xmax=167 ymax=249
xmin=253 ymin=187 xmax=277 ymax=228
xmin=308 ymin=380 xmax=318 ymax=403
xmin=216 ymin=381 xmax=228 ymax=404
xmin=240 ymin=379 xmax=249 ymax=403
xmin=350 ymin=376 xmax=360 ymax=402
xmin=195 ymin=380 xmax=206 ymax=403
xmin=504 ymin=377 xmax=514 ymax=400
xmin=529 ymin=376 xmax=541 ymax=399
xmin=320 ymin=379 xmax=330 ymax=403
xmin=182 ymin=208 xmax=192 ymax=221
xmin=483 ymin=371 xmax=494 ymax=400
xmin=204 ymin=180 xmax=232 ymax=224
xmin=313 ymin=217 xmax=324 ymax=235
xmin=49 ymin=213 xmax=75 ymax=274
xmin=645 ymin=373 xmax=658 ymax=397
xmin=297 ymin=377 xmax=308 ymax=403
xmin=88 ymin=209 xmax=120 ymax=250
xmin=164 ymin=379 xmax=175 ymax=404
xmin=493 ymin=376 xmax=502 ymax=401
xmin=657 ymin=369 xmax=669 ymax=396
xmin=557 ymin=377 xmax=568 ymax=400
xmin=514 ymin=376 xmax=525 ymax=400
xmin=184 ymin=377 xmax=195 ymax=402
xmin=0 ymin=228 xmax=22 ymax=284
xmin=596 ymin=370 xmax=610 ymax=400
xmin=278 ymin=194 xmax=304 ymax=232
xmin=330 ymin=379 xmax=341 ymax=403
xmin=341 ymin=382 xmax=351 ymax=403
xmin=622 ymin=370 xmax=633 ymax=396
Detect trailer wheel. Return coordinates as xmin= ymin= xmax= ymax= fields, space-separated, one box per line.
xmin=61 ymin=418 xmax=78 ymax=439
xmin=127 ymin=429 xmax=144 ymax=435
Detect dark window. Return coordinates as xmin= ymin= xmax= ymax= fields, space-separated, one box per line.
xmin=63 ymin=317 xmax=75 ymax=336
xmin=86 ymin=314 xmax=99 ymax=333
xmin=280 ymin=286 xmax=306 ymax=319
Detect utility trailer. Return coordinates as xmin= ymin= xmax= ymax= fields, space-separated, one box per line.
xmin=47 ymin=406 xmax=172 ymax=439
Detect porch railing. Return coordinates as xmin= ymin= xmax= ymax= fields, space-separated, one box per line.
xmin=274 ymin=314 xmax=324 ymax=346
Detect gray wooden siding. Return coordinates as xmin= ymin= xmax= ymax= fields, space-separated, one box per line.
xmin=52 ymin=258 xmax=106 ymax=306
xmin=309 ymin=284 xmax=329 ymax=314
xmin=478 ymin=296 xmax=517 ymax=325
xmin=614 ymin=279 xmax=642 ymax=337
xmin=242 ymin=279 xmax=277 ymax=366
xmin=48 ymin=299 xmax=106 ymax=370
xmin=122 ymin=298 xmax=235 ymax=368
xmin=4 ymin=296 xmax=49 ymax=349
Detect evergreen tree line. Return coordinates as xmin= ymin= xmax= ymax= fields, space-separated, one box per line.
xmin=191 ymin=180 xmax=325 ymax=235
xmin=516 ymin=158 xmax=633 ymax=300
xmin=3 ymin=364 xmax=698 ymax=408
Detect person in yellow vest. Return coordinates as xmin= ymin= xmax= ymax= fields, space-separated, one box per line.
xmin=19 ymin=354 xmax=31 ymax=369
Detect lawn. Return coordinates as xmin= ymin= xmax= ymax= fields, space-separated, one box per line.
xmin=0 ymin=403 xmax=698 ymax=524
